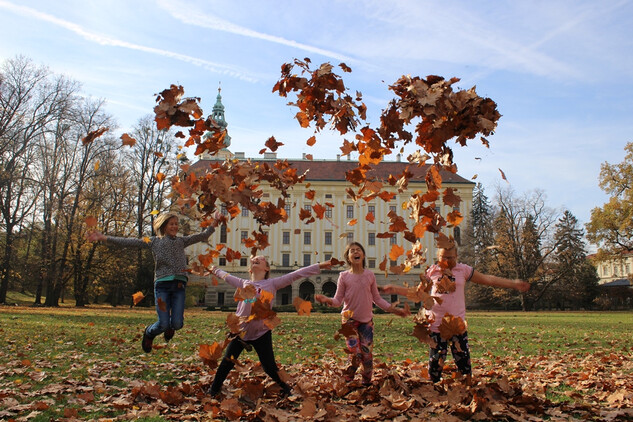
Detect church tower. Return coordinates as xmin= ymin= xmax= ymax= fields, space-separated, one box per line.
xmin=201 ymin=85 xmax=232 ymax=160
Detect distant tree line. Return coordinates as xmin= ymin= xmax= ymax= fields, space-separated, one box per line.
xmin=460 ymin=183 xmax=603 ymax=311
xmin=0 ymin=56 xmax=183 ymax=306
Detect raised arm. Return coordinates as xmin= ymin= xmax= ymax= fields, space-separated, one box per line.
xmin=209 ymin=265 xmax=246 ymax=289
xmin=471 ymin=271 xmax=530 ymax=292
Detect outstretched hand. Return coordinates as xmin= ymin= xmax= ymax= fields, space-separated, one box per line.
xmin=86 ymin=231 xmax=106 ymax=242
xmin=319 ymin=259 xmax=333 ymax=270
xmin=516 ymin=280 xmax=531 ymax=293
xmin=314 ymin=294 xmax=331 ymax=305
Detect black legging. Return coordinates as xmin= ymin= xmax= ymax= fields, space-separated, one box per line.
xmin=209 ymin=330 xmax=289 ymax=394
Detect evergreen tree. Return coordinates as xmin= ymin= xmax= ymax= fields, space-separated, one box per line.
xmin=462 ymin=183 xmax=496 ymax=308
xmin=545 ymin=211 xmax=599 ymax=309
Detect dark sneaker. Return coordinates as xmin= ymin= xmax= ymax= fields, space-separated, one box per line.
xmin=142 ymin=328 xmax=153 ymax=353
xmin=279 ymin=382 xmax=292 ymax=397
xmin=207 ymin=387 xmax=221 ymax=397
xmin=164 ymin=328 xmax=175 ymax=342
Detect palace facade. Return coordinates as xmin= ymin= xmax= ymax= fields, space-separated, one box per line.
xmin=184 ymin=88 xmax=475 ymax=307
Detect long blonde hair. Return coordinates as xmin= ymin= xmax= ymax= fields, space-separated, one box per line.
xmin=153 ymin=213 xmax=179 ymax=237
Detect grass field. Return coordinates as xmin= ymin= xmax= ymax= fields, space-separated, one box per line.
xmin=1 ymin=306 xmax=632 ymax=421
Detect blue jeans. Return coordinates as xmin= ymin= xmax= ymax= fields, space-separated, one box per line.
xmin=146 ymin=280 xmax=186 ymax=338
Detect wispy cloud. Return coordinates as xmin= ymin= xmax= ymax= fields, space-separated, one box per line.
xmin=0 ymin=0 xmax=259 ymax=82
xmin=156 ymin=0 xmax=357 ymax=64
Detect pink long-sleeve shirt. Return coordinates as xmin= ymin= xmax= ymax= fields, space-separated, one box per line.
xmin=212 ymin=264 xmax=321 ymax=341
xmin=331 ymin=268 xmax=392 ymax=323
xmin=426 ymin=263 xmax=474 ymax=332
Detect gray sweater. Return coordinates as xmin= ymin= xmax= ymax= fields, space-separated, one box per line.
xmin=106 ymin=226 xmax=215 ymax=281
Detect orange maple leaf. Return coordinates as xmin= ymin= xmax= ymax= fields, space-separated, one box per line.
xmin=81 ymin=127 xmax=108 ymax=146
xmin=293 ymin=297 xmax=312 ymax=316
xmin=389 ymin=244 xmax=405 ymax=261
xmin=438 ymin=314 xmax=467 ymax=340
xmin=365 ymin=212 xmax=375 ymax=223
xmin=132 ymin=291 xmax=145 ymax=306
xmin=84 ymin=216 xmax=98 ymax=228
xmin=121 ymin=133 xmax=137 ymax=147
xmin=199 ymin=342 xmax=224 ymax=368
xmin=156 ymin=172 xmax=166 ymax=183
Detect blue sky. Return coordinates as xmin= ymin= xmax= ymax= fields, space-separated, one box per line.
xmin=1 ymin=0 xmax=632 ymax=232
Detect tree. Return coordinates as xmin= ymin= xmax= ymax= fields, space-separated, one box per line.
xmin=544 ymin=211 xmax=599 ymax=309
xmin=0 ymin=56 xmax=78 ymax=304
xmin=461 ymin=183 xmax=496 ymax=308
xmin=123 ymin=116 xmax=181 ymax=300
xmin=488 ymin=187 xmax=560 ymax=310
xmin=586 ymin=142 xmax=633 ymax=256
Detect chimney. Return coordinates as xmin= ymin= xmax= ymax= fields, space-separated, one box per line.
xmin=396 ymin=153 xmax=401 ymax=162
xmin=264 ymin=152 xmax=277 ymax=160
xmin=336 ymin=154 xmax=340 ymax=161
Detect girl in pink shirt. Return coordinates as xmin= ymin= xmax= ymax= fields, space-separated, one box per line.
xmin=208 ymin=256 xmax=332 ymax=397
xmin=316 ymin=242 xmax=407 ymax=385
xmin=384 ymin=244 xmax=530 ymax=383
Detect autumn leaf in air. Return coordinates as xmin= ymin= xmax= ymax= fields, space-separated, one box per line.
xmin=234 ymin=284 xmax=257 ymax=302
xmin=226 ymin=313 xmax=242 ymax=335
xmin=81 ymin=127 xmax=108 ymax=146
xmin=365 ymin=212 xmax=375 ymax=223
xmin=264 ymin=136 xmax=284 ymax=152
xmin=199 ymin=342 xmax=224 ymax=368
xmin=121 ymin=133 xmax=136 ymax=147
xmin=389 ymin=244 xmax=405 ymax=261
xmin=156 ymin=172 xmax=166 ymax=183
xmin=85 ymin=216 xmax=98 ymax=228
xmin=293 ymin=297 xmax=312 ymax=316
xmin=438 ymin=314 xmax=467 ymax=340
xmin=499 ymin=168 xmax=508 ymax=182
xmin=306 ymin=136 xmax=316 ymax=146
xmin=334 ymin=321 xmax=357 ymax=341
xmin=435 ymin=274 xmax=456 ymax=294
xmin=347 ymin=219 xmax=358 ymax=226
xmin=132 ymin=291 xmax=145 ymax=306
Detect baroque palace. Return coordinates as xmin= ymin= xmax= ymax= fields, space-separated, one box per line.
xmin=185 ymin=89 xmax=475 ymax=307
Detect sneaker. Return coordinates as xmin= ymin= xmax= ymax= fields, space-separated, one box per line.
xmin=141 ymin=327 xmax=153 ymax=353
xmin=279 ymin=384 xmax=292 ymax=397
xmin=164 ymin=328 xmax=175 ymax=342
xmin=207 ymin=387 xmax=221 ymax=397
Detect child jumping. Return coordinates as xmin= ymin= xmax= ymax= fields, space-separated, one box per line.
xmin=87 ymin=212 xmax=217 ymax=353
xmin=383 ymin=242 xmax=530 ymax=383
xmin=315 ymin=242 xmax=408 ymax=386
xmin=207 ymin=256 xmax=333 ymax=397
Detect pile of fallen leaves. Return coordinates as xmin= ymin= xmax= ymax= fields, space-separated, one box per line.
xmin=2 ymin=348 xmax=631 ymax=421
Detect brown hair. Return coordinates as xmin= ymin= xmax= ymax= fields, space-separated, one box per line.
xmin=343 ymin=242 xmax=366 ymax=268
xmin=153 ymin=213 xmax=179 ymax=237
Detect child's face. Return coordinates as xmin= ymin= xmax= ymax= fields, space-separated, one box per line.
xmin=347 ymin=245 xmax=365 ymax=265
xmin=164 ymin=217 xmax=179 ymax=237
xmin=249 ymin=256 xmax=269 ymax=274
xmin=438 ymin=248 xmax=457 ymax=269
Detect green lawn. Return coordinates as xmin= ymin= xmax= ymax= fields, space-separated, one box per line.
xmin=1 ymin=306 xmax=631 ymax=421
